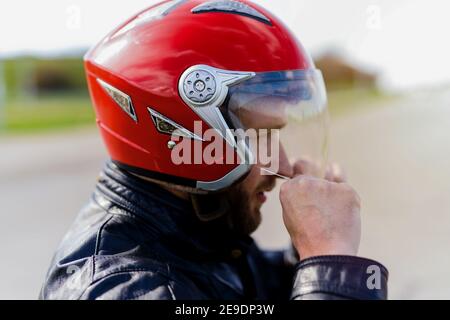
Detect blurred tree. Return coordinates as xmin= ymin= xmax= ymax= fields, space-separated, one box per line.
xmin=32 ymin=66 xmax=72 ymax=93
xmin=4 ymin=56 xmax=88 ymax=98
xmin=315 ymin=53 xmax=377 ymax=91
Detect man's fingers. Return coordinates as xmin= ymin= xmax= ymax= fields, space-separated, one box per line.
xmin=324 ymin=162 xmax=346 ymax=183
xmin=292 ymin=158 xmax=346 ymax=183
xmin=292 ymin=157 xmax=319 ymax=177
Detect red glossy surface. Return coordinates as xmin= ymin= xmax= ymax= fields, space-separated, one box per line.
xmin=84 ymin=0 xmax=313 ymax=186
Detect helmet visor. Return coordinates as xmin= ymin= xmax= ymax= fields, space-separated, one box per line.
xmin=223 ymin=69 xmax=329 ymax=179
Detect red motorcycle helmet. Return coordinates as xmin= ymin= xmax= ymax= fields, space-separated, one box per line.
xmin=85 ymin=0 xmax=328 ymax=192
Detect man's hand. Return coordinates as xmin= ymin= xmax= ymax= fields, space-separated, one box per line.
xmin=280 ymin=160 xmax=361 ymax=260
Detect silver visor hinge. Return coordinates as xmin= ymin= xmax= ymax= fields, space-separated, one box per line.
xmin=178 ymin=64 xmax=255 ymax=148
xmin=97 ymin=79 xmax=138 ymax=122
xmin=191 ymin=0 xmax=272 ymax=25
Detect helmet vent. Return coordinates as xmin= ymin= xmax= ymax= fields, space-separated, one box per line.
xmin=191 ymin=0 xmax=272 ymax=25
xmin=148 ymin=108 xmax=203 ymax=141
xmin=97 ymin=79 xmax=138 ymax=122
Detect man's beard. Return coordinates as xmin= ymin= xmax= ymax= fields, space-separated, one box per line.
xmin=224 ymin=184 xmax=260 ymax=235
xmin=224 ymin=177 xmax=276 ymax=236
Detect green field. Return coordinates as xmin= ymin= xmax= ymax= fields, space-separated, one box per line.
xmin=2 ymin=96 xmax=95 ymax=134
xmin=0 ymin=56 xmax=96 ymax=134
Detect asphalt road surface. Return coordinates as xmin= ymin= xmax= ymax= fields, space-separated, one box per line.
xmin=1 ymin=89 xmax=450 ymax=299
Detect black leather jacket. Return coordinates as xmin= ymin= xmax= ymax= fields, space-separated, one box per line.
xmin=40 ymin=161 xmax=388 ymax=300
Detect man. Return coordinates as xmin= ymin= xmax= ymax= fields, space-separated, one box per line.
xmin=40 ymin=0 xmax=388 ymax=300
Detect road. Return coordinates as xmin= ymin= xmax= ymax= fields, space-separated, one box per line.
xmin=1 ymin=89 xmax=450 ymax=299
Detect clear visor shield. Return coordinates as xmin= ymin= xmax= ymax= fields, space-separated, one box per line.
xmin=225 ymin=69 xmax=329 ymax=179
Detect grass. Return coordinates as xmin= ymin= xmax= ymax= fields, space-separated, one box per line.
xmin=1 ymin=95 xmax=95 ymax=134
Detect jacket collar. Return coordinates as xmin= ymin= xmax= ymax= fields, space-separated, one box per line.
xmin=94 ymin=161 xmax=253 ymax=262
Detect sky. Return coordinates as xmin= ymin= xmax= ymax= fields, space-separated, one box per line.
xmin=1 ymin=0 xmax=449 ymax=91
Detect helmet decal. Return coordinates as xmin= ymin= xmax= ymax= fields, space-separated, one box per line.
xmin=191 ymin=0 xmax=272 ymax=25
xmin=97 ymin=79 xmax=138 ymax=122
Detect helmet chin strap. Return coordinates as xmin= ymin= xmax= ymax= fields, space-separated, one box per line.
xmin=129 ymin=171 xmax=230 ymax=222
xmin=129 ymin=172 xmax=208 ymax=195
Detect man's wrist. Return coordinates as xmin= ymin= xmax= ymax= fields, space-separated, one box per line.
xmin=293 ymin=242 xmax=359 ymax=261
